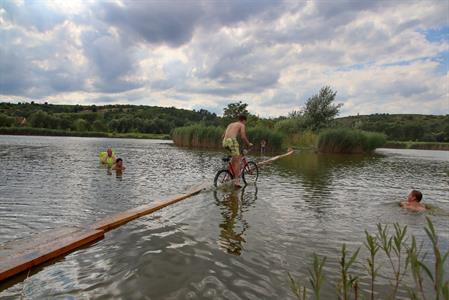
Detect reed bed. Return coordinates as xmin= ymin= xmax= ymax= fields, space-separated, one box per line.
xmin=286 ymin=131 xmax=318 ymax=149
xmin=172 ymin=125 xmax=284 ymax=152
xmin=317 ymin=128 xmax=386 ymax=154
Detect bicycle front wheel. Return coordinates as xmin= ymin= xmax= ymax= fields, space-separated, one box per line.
xmin=242 ymin=161 xmax=259 ymax=185
xmin=214 ymin=169 xmax=234 ymax=187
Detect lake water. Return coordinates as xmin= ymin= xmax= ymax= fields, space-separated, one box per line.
xmin=0 ymin=136 xmax=448 ymax=299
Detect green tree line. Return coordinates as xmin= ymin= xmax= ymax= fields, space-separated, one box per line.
xmin=0 ymin=103 xmax=220 ymax=134
xmin=1 ymin=91 xmax=448 ymax=144
xmin=335 ymin=114 xmax=449 ymax=142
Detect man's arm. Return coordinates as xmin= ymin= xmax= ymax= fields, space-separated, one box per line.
xmin=240 ymin=124 xmax=252 ymax=147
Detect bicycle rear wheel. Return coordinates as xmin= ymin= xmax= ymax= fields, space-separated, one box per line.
xmin=242 ymin=161 xmax=259 ymax=185
xmin=214 ymin=169 xmax=234 ymax=187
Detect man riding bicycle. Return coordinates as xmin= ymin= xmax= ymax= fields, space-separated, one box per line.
xmin=222 ymin=114 xmax=253 ymax=188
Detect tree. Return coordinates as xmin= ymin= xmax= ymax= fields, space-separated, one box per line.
xmin=73 ymin=118 xmax=89 ymax=132
xmin=29 ymin=110 xmax=49 ymax=128
xmin=0 ymin=113 xmax=15 ymax=127
xmin=92 ymin=120 xmax=107 ymax=132
xmin=223 ymin=101 xmax=249 ymax=124
xmin=303 ymin=86 xmax=342 ymax=131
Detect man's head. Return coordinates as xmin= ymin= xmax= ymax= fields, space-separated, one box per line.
xmin=238 ymin=114 xmax=247 ymax=123
xmin=408 ymin=190 xmax=423 ymax=202
xmin=116 ymin=158 xmax=123 ymax=166
xmin=107 ymin=148 xmax=113 ymax=157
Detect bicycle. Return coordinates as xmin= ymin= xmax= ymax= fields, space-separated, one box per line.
xmin=214 ymin=149 xmax=259 ymax=187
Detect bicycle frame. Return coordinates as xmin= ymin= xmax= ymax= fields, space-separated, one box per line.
xmin=226 ymin=155 xmax=248 ymax=178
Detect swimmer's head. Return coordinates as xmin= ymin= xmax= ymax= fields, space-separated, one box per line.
xmin=107 ymin=148 xmax=113 ymax=157
xmin=115 ymin=158 xmax=123 ymax=166
xmin=408 ymin=190 xmax=423 ymax=202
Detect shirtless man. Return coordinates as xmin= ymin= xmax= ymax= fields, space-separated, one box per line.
xmin=222 ymin=115 xmax=253 ymax=187
xmin=400 ymin=190 xmax=426 ymax=212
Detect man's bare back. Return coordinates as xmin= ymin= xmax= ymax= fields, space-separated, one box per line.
xmin=224 ymin=122 xmax=245 ymax=140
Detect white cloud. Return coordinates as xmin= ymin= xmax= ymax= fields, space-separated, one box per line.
xmin=0 ymin=0 xmax=448 ymax=117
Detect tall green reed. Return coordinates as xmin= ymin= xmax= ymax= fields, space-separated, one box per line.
xmin=289 ymin=218 xmax=448 ymax=300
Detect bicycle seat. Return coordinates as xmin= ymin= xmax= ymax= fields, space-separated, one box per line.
xmin=222 ymin=156 xmax=231 ymax=162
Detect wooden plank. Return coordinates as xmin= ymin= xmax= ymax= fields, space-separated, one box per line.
xmin=258 ymin=150 xmax=294 ymax=166
xmin=91 ymin=187 xmax=205 ymax=232
xmin=0 ymin=228 xmax=104 ymax=282
xmin=0 ymin=228 xmax=81 ymax=260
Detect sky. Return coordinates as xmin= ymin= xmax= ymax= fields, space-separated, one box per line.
xmin=0 ymin=0 xmax=448 ymax=117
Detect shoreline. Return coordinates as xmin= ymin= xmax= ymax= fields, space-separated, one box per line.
xmin=0 ymin=127 xmax=170 ymax=140
xmin=2 ymin=127 xmax=448 ymax=151
xmin=384 ymin=141 xmax=449 ymax=151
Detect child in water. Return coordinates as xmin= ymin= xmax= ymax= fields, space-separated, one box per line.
xmin=112 ymin=158 xmax=126 ymax=171
xmin=400 ymin=190 xmax=426 ymax=212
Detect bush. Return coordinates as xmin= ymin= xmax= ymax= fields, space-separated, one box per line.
xmin=0 ymin=113 xmax=15 ymax=127
xmin=317 ymin=128 xmax=386 ymax=153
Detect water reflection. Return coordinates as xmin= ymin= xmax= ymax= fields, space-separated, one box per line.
xmin=213 ymin=185 xmax=258 ymax=256
xmin=275 ymin=151 xmax=375 ymax=216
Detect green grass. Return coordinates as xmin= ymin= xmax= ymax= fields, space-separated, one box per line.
xmin=0 ymin=127 xmax=170 ymax=140
xmin=317 ymin=128 xmax=386 ymax=153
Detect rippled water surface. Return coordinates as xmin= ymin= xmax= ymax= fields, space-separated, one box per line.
xmin=0 ymin=136 xmax=448 ymax=299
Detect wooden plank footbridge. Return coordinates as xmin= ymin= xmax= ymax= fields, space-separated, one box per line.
xmin=0 ymin=150 xmax=294 ymax=283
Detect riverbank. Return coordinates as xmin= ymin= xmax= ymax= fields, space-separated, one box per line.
xmin=0 ymin=127 xmax=170 ymax=140
xmin=384 ymin=141 xmax=449 ymax=151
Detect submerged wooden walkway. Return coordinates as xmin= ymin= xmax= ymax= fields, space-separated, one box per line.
xmin=0 ymin=150 xmax=294 ymax=283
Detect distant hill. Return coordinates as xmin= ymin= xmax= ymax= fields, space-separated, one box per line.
xmin=0 ymin=102 xmax=220 ymax=134
xmin=336 ymin=114 xmax=449 ymax=142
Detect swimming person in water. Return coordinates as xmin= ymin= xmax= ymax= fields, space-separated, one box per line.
xmin=400 ymin=190 xmax=426 ymax=212
xmin=112 ymin=158 xmax=126 ymax=171
xmin=100 ymin=148 xmax=116 ymax=167
xmin=222 ymin=115 xmax=253 ymax=188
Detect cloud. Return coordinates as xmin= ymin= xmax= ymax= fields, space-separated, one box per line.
xmin=94 ymin=0 xmax=280 ymax=47
xmin=0 ymin=0 xmax=66 ymax=32
xmin=95 ymin=1 xmax=203 ymax=47
xmin=0 ymin=0 xmax=448 ymax=117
